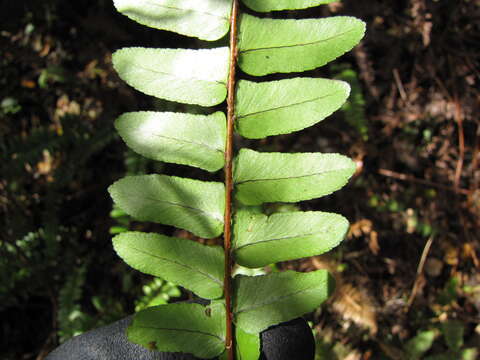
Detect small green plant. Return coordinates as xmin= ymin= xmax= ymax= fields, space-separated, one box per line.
xmin=1 ymin=97 xmax=21 ymax=115
xmin=334 ymin=65 xmax=368 ymax=141
xmin=403 ymin=321 xmax=478 ymax=360
xmin=109 ymin=0 xmax=365 ymax=358
xmin=135 ymin=278 xmax=181 ymax=312
xmin=57 ymin=262 xmax=128 ymax=343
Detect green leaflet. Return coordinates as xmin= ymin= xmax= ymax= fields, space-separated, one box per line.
xmin=236 ymin=327 xmax=260 ymax=360
xmin=233 ymin=270 xmax=334 ymax=333
xmin=234 ymin=149 xmax=356 ymax=205
xmin=218 ymin=327 xmax=260 ymax=360
xmin=112 ymin=47 xmax=229 ymax=107
xmin=459 ymin=349 xmax=479 ymax=360
xmin=113 ymin=232 xmax=224 ymax=299
xmin=113 ymin=0 xmax=231 ymax=41
xmin=238 ymin=14 xmax=366 ymax=76
xmin=235 ymin=78 xmax=350 ymax=138
xmin=128 ymin=302 xmax=226 ymax=358
xmin=108 ymin=175 xmax=225 ymax=238
xmin=404 ymin=330 xmax=436 ymax=359
xmin=242 ymin=0 xmax=335 ymax=12
xmin=233 ymin=211 xmax=349 ymax=268
xmin=115 ymin=111 xmax=226 ymax=172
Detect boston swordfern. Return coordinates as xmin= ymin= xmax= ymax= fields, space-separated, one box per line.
xmin=108 ymin=0 xmax=365 ymax=359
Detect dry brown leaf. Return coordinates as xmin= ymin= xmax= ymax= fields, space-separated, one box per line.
xmin=348 ymin=220 xmax=380 ymax=255
xmin=369 ymin=230 xmax=380 ymax=255
xmin=332 ymin=283 xmax=378 ymax=335
xmin=311 ymin=255 xmax=338 ymax=273
xmin=311 ymin=254 xmax=378 ymax=334
xmin=444 ymin=244 xmax=460 ymax=266
xmin=344 ymin=353 xmax=362 ymax=360
xmin=54 ymin=95 xmax=80 ymax=121
xmin=35 ymin=150 xmax=58 ymax=182
xmin=348 ymin=219 xmax=373 ymax=238
xmin=463 ymin=243 xmax=480 ymax=268
xmin=21 ymin=79 xmax=36 ymax=88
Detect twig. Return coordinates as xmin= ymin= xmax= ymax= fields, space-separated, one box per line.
xmin=393 ymin=68 xmax=407 ymax=101
xmin=35 ymin=331 xmax=56 ymax=360
xmin=378 ymin=168 xmax=470 ymax=195
xmin=406 ymin=235 xmax=434 ymax=310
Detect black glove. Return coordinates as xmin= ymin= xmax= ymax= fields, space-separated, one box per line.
xmin=46 ymin=316 xmax=314 ymax=360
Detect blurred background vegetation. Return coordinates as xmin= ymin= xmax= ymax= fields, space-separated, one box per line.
xmin=1 ymin=0 xmax=479 ymax=359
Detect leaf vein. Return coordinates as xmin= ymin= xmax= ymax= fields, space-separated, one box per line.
xmin=127 ymin=245 xmax=222 ymax=285
xmin=131 ymin=64 xmax=227 ymax=86
xmin=123 ymin=193 xmax=223 ymax=223
xmin=236 ymin=91 xmax=342 ymax=119
xmin=142 ymin=0 xmax=229 ymax=21
xmin=235 ymin=232 xmax=319 ymax=251
xmin=236 ymin=169 xmax=345 ymax=185
xmin=149 ymin=133 xmax=224 ymax=154
xmin=135 ymin=325 xmax=224 ymax=342
xmin=236 ymin=286 xmax=321 ymax=314
xmin=239 ymin=28 xmax=356 ymax=54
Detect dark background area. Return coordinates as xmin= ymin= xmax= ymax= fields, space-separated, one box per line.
xmin=1 ymin=0 xmax=479 ymax=359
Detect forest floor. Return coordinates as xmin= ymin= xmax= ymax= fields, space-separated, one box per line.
xmin=1 ymin=0 xmax=479 ymax=359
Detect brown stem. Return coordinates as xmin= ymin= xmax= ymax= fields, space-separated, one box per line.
xmin=406 ymin=235 xmax=434 ymax=311
xmin=224 ymin=1 xmax=239 ymax=359
xmin=377 ymin=168 xmax=470 ymax=195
